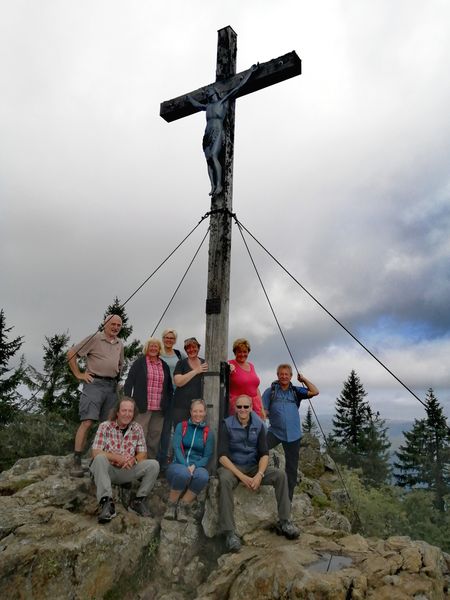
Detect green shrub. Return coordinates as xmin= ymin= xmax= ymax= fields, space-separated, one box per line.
xmin=0 ymin=412 xmax=77 ymax=472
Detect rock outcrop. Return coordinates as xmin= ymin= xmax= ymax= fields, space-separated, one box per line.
xmin=0 ymin=455 xmax=161 ymax=599
xmin=0 ymin=436 xmax=449 ymax=599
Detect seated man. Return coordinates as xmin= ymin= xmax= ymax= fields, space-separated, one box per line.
xmin=90 ymin=397 xmax=160 ymax=524
xmin=218 ymin=394 xmax=299 ymax=553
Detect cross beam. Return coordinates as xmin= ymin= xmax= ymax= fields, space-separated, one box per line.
xmin=160 ymin=27 xmax=301 ymax=467
xmin=160 ymin=51 xmax=301 ymax=123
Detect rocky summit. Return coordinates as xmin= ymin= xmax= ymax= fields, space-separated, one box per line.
xmin=0 ymin=436 xmax=449 ymax=599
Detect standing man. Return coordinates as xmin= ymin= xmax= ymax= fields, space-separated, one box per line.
xmin=262 ymin=364 xmax=319 ymax=501
xmin=67 ymin=314 xmax=124 ymax=477
xmin=90 ymin=397 xmax=160 ymax=523
xmin=217 ymin=394 xmax=299 ymax=553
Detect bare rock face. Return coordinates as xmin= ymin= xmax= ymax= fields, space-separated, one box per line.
xmin=2 ymin=448 xmax=450 ymax=600
xmin=0 ymin=455 xmax=160 ymax=599
xmin=194 ymin=528 xmax=450 ymax=600
xmin=202 ymin=476 xmax=278 ymax=539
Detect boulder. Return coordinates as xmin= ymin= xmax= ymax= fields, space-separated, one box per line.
xmin=202 ymin=476 xmax=278 ymax=538
xmin=0 ymin=455 xmax=160 ymax=599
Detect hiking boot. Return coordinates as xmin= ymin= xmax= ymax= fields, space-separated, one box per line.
xmin=128 ymin=497 xmax=151 ymax=518
xmin=225 ymin=531 xmax=242 ymax=553
xmin=98 ymin=497 xmax=116 ymax=524
xmin=276 ymin=519 xmax=300 ymax=540
xmin=70 ymin=467 xmax=85 ymax=478
xmin=177 ymin=502 xmax=190 ymax=523
xmin=70 ymin=456 xmax=85 ymax=478
xmin=163 ymin=501 xmax=177 ymax=521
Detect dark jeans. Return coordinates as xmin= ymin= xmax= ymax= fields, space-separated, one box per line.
xmin=267 ymin=431 xmax=301 ymax=501
xmin=157 ymin=408 xmax=173 ymax=468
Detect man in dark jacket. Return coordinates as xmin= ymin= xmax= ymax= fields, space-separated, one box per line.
xmin=217 ymin=394 xmax=299 ymax=553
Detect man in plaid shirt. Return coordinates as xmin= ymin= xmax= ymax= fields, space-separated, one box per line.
xmin=90 ymin=397 xmax=160 ymax=523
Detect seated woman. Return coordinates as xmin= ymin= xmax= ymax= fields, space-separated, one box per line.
xmin=124 ymin=337 xmax=173 ymax=460
xmin=172 ymin=337 xmax=208 ymax=426
xmin=164 ymin=399 xmax=214 ymax=522
xmin=228 ymin=337 xmax=265 ymax=419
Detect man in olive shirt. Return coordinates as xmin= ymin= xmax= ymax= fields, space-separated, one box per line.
xmin=68 ymin=314 xmax=124 ymax=476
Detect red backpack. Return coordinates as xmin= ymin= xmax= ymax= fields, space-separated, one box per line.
xmin=180 ymin=420 xmax=209 ymax=455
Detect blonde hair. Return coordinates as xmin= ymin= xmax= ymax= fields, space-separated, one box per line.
xmin=162 ymin=329 xmax=177 ymax=340
xmin=143 ymin=337 xmax=162 ymax=356
xmin=190 ymin=399 xmax=207 ymax=410
xmin=232 ymin=338 xmax=251 ymax=353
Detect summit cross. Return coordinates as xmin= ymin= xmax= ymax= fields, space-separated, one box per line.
xmin=160 ymin=26 xmax=301 ymax=463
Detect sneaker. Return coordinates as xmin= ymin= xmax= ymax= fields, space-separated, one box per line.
xmin=128 ymin=497 xmax=151 ymax=518
xmin=163 ymin=501 xmax=177 ymax=521
xmin=177 ymin=502 xmax=190 ymax=523
xmin=225 ymin=531 xmax=242 ymax=553
xmin=98 ymin=497 xmax=116 ymax=524
xmin=276 ymin=519 xmax=300 ymax=540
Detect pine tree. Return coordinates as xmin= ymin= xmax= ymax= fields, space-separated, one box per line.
xmin=328 ymin=370 xmax=391 ymax=485
xmin=26 ymin=332 xmax=80 ymax=422
xmin=395 ymin=388 xmax=450 ymax=511
xmin=303 ymin=405 xmax=318 ymax=434
xmin=0 ymin=309 xmax=26 ymax=425
xmin=103 ymin=297 xmax=142 ymax=375
xmin=359 ymin=410 xmax=391 ymax=486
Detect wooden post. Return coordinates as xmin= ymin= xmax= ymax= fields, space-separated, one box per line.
xmin=160 ymin=26 xmax=301 ymax=469
xmin=202 ymin=27 xmax=237 ymax=465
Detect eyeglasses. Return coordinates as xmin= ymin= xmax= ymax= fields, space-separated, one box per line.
xmin=163 ymin=336 xmax=176 ymax=341
xmin=236 ymin=405 xmax=251 ymax=410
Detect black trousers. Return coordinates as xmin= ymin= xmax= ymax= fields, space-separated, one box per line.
xmin=267 ymin=431 xmax=301 ymax=501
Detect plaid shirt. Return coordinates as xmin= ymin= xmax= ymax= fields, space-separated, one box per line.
xmin=146 ymin=356 xmax=164 ymax=411
xmin=92 ymin=420 xmax=147 ymax=456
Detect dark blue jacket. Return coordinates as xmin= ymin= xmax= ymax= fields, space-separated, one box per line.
xmin=223 ymin=412 xmax=265 ymax=466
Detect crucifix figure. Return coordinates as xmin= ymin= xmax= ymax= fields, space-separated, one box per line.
xmin=160 ymin=26 xmax=301 ymax=462
xmin=186 ymin=63 xmax=258 ymax=196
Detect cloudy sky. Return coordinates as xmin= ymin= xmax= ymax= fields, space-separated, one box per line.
xmin=1 ymin=0 xmax=449 ymax=422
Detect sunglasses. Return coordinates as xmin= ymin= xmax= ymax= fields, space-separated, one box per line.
xmin=236 ymin=404 xmax=251 ymax=409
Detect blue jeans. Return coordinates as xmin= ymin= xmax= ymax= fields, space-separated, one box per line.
xmin=166 ymin=463 xmax=209 ymax=495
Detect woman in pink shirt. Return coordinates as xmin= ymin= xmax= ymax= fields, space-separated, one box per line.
xmin=228 ymin=338 xmax=265 ymax=419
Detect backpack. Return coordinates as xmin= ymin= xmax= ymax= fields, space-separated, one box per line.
xmin=268 ymin=381 xmax=305 ymax=409
xmin=174 ymin=349 xmax=182 ymax=359
xmin=180 ymin=420 xmax=209 ymax=455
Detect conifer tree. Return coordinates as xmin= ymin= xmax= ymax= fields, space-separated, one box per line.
xmin=0 ymin=309 xmax=26 ymax=425
xmin=359 ymin=410 xmax=391 ymax=486
xmin=328 ymin=370 xmax=391 ymax=486
xmin=395 ymin=388 xmax=450 ymax=511
xmin=26 ymin=332 xmax=80 ymax=421
xmin=303 ymin=405 xmax=318 ymax=434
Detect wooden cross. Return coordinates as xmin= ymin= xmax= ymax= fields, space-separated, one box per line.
xmin=160 ymin=26 xmax=301 ymax=459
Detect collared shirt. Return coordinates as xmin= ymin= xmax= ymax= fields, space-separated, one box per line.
xmin=145 ymin=356 xmax=164 ymax=411
xmin=262 ymin=383 xmax=309 ymax=442
xmin=72 ymin=332 xmax=124 ymax=378
xmin=92 ymin=420 xmax=147 ymax=456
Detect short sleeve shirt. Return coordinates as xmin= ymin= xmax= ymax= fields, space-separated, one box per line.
xmin=92 ymin=420 xmax=147 ymax=456
xmin=262 ymin=383 xmax=309 ymax=442
xmin=71 ymin=332 xmax=124 ymax=377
